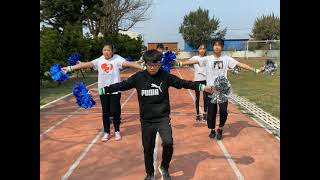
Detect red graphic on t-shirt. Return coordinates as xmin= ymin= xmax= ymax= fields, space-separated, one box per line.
xmin=101 ymin=63 xmax=113 ymax=73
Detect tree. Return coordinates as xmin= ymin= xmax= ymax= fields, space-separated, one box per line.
xmin=40 ymin=23 xmax=92 ymax=81
xmin=85 ymin=0 xmax=152 ymax=37
xmin=250 ymin=13 xmax=280 ymax=40
xmin=179 ymin=7 xmax=226 ymax=49
xmin=40 ymin=27 xmax=66 ymax=81
xmin=60 ymin=22 xmax=91 ymax=61
xmin=40 ymin=0 xmax=104 ymax=32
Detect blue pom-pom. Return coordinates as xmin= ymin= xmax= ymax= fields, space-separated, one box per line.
xmin=81 ymin=94 xmax=96 ymax=109
xmin=72 ymin=82 xmax=95 ymax=109
xmin=161 ymin=64 xmax=171 ymax=72
xmin=125 ymin=57 xmax=133 ymax=61
xmin=161 ymin=51 xmax=176 ymax=72
xmin=68 ymin=53 xmax=81 ymax=66
xmin=50 ymin=64 xmax=69 ymax=82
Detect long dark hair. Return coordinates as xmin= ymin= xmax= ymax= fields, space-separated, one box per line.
xmin=198 ymin=43 xmax=207 ymax=56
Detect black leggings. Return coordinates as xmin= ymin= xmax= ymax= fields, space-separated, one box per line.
xmin=195 ymin=80 xmax=208 ymax=114
xmin=99 ymin=93 xmax=121 ymax=133
xmin=206 ymin=99 xmax=228 ymax=129
xmin=141 ymin=118 xmax=173 ymax=174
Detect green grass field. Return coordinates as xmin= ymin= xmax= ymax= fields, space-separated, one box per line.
xmin=40 ymin=71 xmax=98 ymax=106
xmin=228 ymin=58 xmax=280 ymax=119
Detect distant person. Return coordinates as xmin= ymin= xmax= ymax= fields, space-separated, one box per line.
xmin=188 ymin=43 xmax=208 ymax=121
xmin=175 ymin=38 xmax=265 ymax=140
xmin=62 ymin=42 xmax=145 ymax=142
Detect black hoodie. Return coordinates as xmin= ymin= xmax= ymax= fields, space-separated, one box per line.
xmin=102 ymin=70 xmax=204 ymax=122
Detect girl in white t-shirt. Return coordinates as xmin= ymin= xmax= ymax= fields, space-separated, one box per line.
xmin=189 ymin=44 xmax=208 ymax=121
xmin=62 ymin=42 xmax=145 ymax=142
xmin=176 ymin=38 xmax=264 ymax=140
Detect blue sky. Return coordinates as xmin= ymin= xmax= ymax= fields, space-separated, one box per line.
xmin=130 ymin=0 xmax=280 ymax=49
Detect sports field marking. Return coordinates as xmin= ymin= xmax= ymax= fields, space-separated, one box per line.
xmin=187 ymin=67 xmax=280 ymax=140
xmin=40 ymin=69 xmax=130 ymax=139
xmin=61 ymin=89 xmax=137 ymax=180
xmin=40 ymin=96 xmax=99 ymax=139
xmin=153 ymin=133 xmax=160 ymax=178
xmin=40 ymin=82 xmax=98 ymax=109
xmin=40 ymin=69 xmax=129 ymax=110
xmin=176 ymin=68 xmax=244 ymax=180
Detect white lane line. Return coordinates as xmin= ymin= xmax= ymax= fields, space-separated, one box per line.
xmin=40 ymin=68 xmax=129 ymax=110
xmin=40 ymin=97 xmax=98 ymax=139
xmin=217 ymin=141 xmax=244 ymax=180
xmin=176 ymin=69 xmax=244 ymax=180
xmin=188 ymin=67 xmax=280 ymax=141
xmin=61 ymin=129 xmax=103 ymax=180
xmin=153 ymin=133 xmax=159 ymax=178
xmin=61 ymin=89 xmax=137 ymax=180
xmin=40 ymin=82 xmax=98 ymax=109
xmin=40 ymin=69 xmax=131 ymax=138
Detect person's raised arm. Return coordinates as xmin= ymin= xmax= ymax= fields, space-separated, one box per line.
xmin=175 ymin=58 xmax=200 ymax=67
xmin=98 ymin=73 xmax=138 ymax=95
xmin=61 ymin=61 xmax=94 ymax=73
xmin=167 ymin=73 xmax=214 ymax=93
xmin=236 ymin=62 xmax=264 ymax=74
xmin=122 ymin=61 xmax=146 ymax=71
xmin=228 ymin=56 xmax=264 ymax=74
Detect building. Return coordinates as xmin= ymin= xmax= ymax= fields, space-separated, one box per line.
xmin=147 ymin=42 xmax=178 ymax=52
xmin=184 ymin=39 xmax=249 ymax=51
xmin=118 ymin=30 xmax=141 ymax=40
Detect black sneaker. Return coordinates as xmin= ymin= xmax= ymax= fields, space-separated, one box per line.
xmin=217 ymin=128 xmax=223 ymax=140
xmin=202 ymin=113 xmax=207 ymax=121
xmin=144 ymin=173 xmax=155 ymax=180
xmin=158 ymin=166 xmax=171 ymax=180
xmin=209 ymin=130 xmax=216 ymax=139
xmin=196 ymin=114 xmax=201 ymax=121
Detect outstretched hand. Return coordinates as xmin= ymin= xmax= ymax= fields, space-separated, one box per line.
xmin=89 ymin=88 xmax=99 ymax=96
xmin=256 ymin=66 xmax=265 ymax=74
xmin=61 ymin=67 xmax=69 ymax=74
xmin=204 ymin=86 xmax=216 ymax=94
xmin=171 ymin=61 xmax=182 ymax=67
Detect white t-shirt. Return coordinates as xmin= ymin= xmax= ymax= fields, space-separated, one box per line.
xmin=198 ymin=55 xmax=239 ymax=86
xmin=91 ymin=54 xmax=126 ymax=94
xmin=190 ymin=55 xmax=206 ymax=81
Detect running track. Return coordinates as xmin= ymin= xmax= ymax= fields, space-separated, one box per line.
xmin=40 ymin=67 xmax=280 ymax=180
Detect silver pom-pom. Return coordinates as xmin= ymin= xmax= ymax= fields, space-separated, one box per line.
xmin=231 ymin=65 xmax=241 ymax=74
xmin=208 ymin=76 xmax=231 ymax=104
xmin=264 ymin=59 xmax=277 ymax=75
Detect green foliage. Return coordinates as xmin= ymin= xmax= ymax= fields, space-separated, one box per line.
xmin=40 ymin=26 xmax=143 ymax=80
xmin=179 ymin=7 xmax=226 ymax=49
xmin=250 ymin=13 xmax=280 ymax=40
xmin=40 ymin=27 xmax=65 ymax=80
xmin=60 ymin=23 xmax=91 ymax=61
xmin=87 ymin=34 xmax=143 ymax=60
xmin=40 ymin=0 xmax=103 ymax=30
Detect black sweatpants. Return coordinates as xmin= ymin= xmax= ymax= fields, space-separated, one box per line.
xmin=141 ymin=117 xmax=173 ymax=174
xmin=206 ymin=99 xmax=228 ymax=129
xmin=195 ymin=80 xmax=208 ymax=114
xmin=99 ymin=93 xmax=121 ymax=133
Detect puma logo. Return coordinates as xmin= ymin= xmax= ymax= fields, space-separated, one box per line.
xmin=151 ymin=82 xmax=162 ymax=92
xmin=141 ymin=82 xmax=163 ymax=96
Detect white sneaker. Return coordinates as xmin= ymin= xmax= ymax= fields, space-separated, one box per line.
xmin=101 ymin=133 xmax=110 ymax=142
xmin=115 ymin=131 xmax=122 ymax=141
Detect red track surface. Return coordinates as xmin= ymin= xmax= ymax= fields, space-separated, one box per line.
xmin=40 ymin=68 xmax=279 ymax=180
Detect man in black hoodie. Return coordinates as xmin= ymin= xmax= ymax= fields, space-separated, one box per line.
xmin=98 ymin=49 xmax=214 ymax=180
